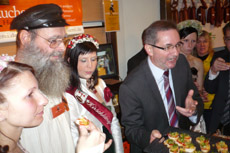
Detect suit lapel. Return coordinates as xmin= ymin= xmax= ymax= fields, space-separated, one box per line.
xmin=171 ymin=68 xmax=181 ymax=107
xmin=142 ymin=59 xmax=169 ymax=119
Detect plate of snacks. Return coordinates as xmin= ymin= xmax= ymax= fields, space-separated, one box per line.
xmin=144 ymin=127 xmax=230 ymax=153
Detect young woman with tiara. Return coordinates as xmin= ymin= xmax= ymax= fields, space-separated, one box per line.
xmin=64 ymin=34 xmax=124 ymax=153
xmin=177 ymin=20 xmax=206 ymax=134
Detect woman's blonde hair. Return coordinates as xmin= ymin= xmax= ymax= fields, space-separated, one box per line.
xmin=197 ymin=30 xmax=213 ymax=54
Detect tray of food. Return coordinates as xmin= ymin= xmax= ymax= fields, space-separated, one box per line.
xmin=144 ymin=127 xmax=230 ymax=153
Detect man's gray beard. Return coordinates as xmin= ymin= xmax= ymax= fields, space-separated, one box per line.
xmin=17 ymin=42 xmax=70 ymax=98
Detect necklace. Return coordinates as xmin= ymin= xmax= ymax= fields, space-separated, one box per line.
xmin=86 ymin=77 xmax=97 ymax=94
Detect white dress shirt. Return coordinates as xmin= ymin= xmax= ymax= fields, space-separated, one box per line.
xmin=147 ymin=57 xmax=197 ymax=124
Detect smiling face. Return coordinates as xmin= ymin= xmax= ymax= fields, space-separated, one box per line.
xmin=77 ymin=52 xmax=98 ymax=79
xmin=145 ymin=29 xmax=180 ymax=70
xmin=181 ymin=32 xmax=197 ymax=56
xmin=3 ymin=71 xmax=48 ymax=127
xmin=33 ymin=27 xmax=67 ymax=62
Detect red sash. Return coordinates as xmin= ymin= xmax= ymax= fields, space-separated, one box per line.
xmin=66 ymin=87 xmax=113 ymax=133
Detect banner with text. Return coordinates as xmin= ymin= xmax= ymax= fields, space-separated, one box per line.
xmin=0 ymin=0 xmax=83 ymax=43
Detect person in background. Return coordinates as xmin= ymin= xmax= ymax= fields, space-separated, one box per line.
xmin=195 ymin=30 xmax=215 ymax=132
xmin=64 ymin=34 xmax=124 ymax=153
xmin=127 ymin=31 xmax=148 ymax=74
xmin=127 ymin=48 xmax=147 ymax=75
xmin=204 ymin=22 xmax=230 ymax=136
xmin=0 ymin=56 xmax=48 ymax=153
xmin=178 ymin=20 xmax=204 ymax=94
xmin=177 ymin=20 xmax=206 ymax=133
xmin=119 ymin=20 xmax=203 ymax=153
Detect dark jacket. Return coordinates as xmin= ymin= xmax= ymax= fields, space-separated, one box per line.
xmin=120 ymin=54 xmax=203 ymax=153
xmin=127 ymin=48 xmax=147 ymax=74
xmin=204 ymin=48 xmax=230 ymax=133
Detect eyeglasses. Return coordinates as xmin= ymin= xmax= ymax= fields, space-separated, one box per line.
xmin=149 ymin=42 xmax=183 ymax=52
xmin=33 ymin=32 xmax=68 ymax=49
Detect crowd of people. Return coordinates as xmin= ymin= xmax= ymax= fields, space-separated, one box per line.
xmin=0 ymin=3 xmax=115 ymax=153
xmin=1 ymin=2 xmax=230 ymax=153
xmin=125 ymin=19 xmax=230 ymax=152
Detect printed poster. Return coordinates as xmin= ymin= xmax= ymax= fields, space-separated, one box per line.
xmin=103 ymin=0 xmax=120 ymax=32
xmin=0 ymin=0 xmax=83 ymax=43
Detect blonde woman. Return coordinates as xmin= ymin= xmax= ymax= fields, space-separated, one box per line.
xmin=196 ymin=30 xmax=215 ymax=132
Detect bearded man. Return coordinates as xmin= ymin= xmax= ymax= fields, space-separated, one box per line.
xmin=10 ymin=4 xmax=75 ymax=153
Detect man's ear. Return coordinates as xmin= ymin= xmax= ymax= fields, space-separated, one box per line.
xmin=144 ymin=44 xmax=153 ymax=56
xmin=18 ymin=30 xmax=31 ymax=46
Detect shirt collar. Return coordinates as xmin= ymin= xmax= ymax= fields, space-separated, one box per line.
xmin=147 ymin=56 xmax=165 ymax=80
xmin=147 ymin=56 xmax=171 ymax=80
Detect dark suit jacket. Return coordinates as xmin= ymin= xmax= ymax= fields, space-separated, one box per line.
xmin=119 ymin=54 xmax=203 ymax=153
xmin=127 ymin=48 xmax=148 ymax=74
xmin=204 ymin=48 xmax=230 ymax=134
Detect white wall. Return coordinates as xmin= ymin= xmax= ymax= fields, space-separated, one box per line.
xmin=117 ymin=0 xmax=160 ymax=80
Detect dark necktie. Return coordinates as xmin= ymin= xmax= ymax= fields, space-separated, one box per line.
xmin=221 ymin=71 xmax=230 ymax=126
xmin=163 ymin=71 xmax=178 ymax=127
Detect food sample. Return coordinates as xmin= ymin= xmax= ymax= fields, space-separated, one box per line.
xmin=168 ymin=132 xmax=179 ymax=140
xmin=169 ymin=143 xmax=179 ymax=153
xmin=164 ymin=139 xmax=175 ymax=148
xmin=200 ymin=142 xmax=211 ymax=153
xmin=176 ymin=136 xmax=187 ymax=147
xmin=225 ymin=62 xmax=230 ymax=66
xmin=184 ymin=142 xmax=196 ymax=153
xmin=180 ymin=133 xmax=192 ymax=142
xmin=176 ymin=133 xmax=192 ymax=147
xmin=196 ymin=135 xmax=210 ymax=144
xmin=216 ymin=141 xmax=228 ymax=153
xmin=75 ymin=117 xmax=89 ymax=126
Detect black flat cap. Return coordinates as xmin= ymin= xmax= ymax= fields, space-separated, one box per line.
xmin=10 ymin=3 xmax=68 ymax=30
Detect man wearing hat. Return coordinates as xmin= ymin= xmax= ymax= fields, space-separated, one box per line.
xmin=10 ymin=3 xmax=74 ymax=153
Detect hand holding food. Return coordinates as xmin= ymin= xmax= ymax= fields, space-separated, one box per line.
xmin=75 ymin=117 xmax=112 ymax=153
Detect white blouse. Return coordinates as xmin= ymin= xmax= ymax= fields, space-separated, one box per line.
xmin=20 ymin=96 xmax=75 ymax=153
xmin=65 ymin=78 xmax=124 ymax=153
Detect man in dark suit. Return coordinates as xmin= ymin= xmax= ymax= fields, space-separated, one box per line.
xmin=127 ymin=47 xmax=147 ymax=74
xmin=119 ymin=20 xmax=203 ymax=153
xmin=127 ymin=32 xmax=148 ymax=74
xmin=127 ymin=31 xmax=148 ymax=74
xmin=204 ymin=22 xmax=230 ymax=136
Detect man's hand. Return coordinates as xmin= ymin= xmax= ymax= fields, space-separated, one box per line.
xmin=176 ymin=90 xmax=198 ymax=117
xmin=149 ymin=130 xmax=162 ymax=143
xmin=211 ymin=57 xmax=230 ymax=74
